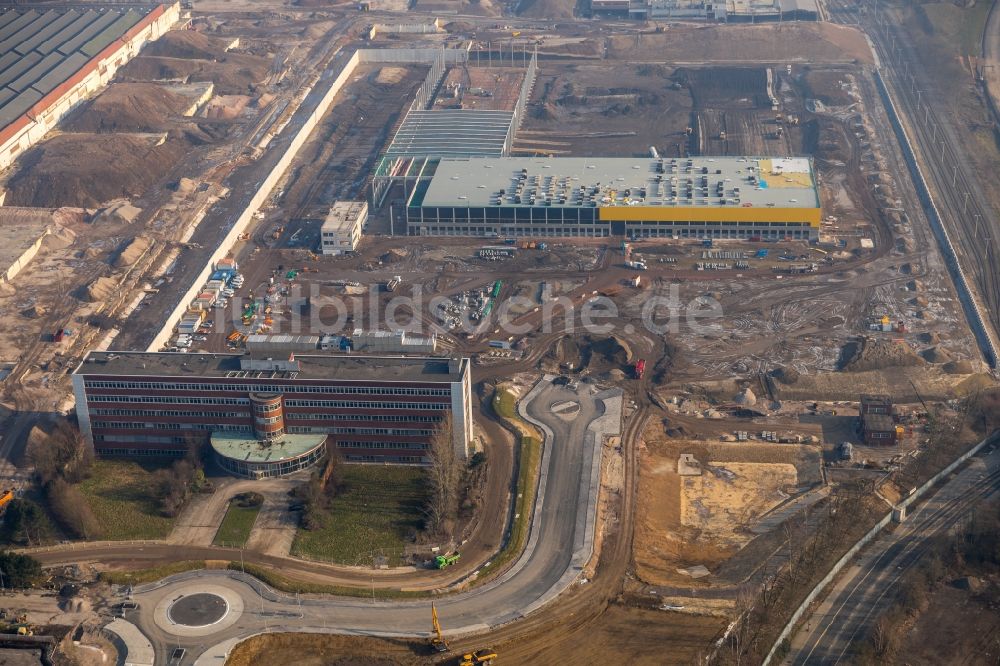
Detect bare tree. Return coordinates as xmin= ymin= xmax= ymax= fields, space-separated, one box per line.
xmin=47 ymin=478 xmax=102 ymax=540
xmin=425 ymin=415 xmax=461 ymax=538
xmin=29 ymin=420 xmax=92 ymax=484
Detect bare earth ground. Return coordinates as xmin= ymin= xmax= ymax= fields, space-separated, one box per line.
xmin=634 ymin=423 xmax=821 ymax=588
xmin=608 ymin=23 xmax=874 ymax=64
xmin=519 ymin=62 xmax=693 ymax=156
xmin=226 ymin=602 xmax=726 ymax=665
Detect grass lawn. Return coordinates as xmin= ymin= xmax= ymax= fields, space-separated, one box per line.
xmin=918 ymin=1 xmax=992 ymax=56
xmin=213 ymin=502 xmax=260 ymax=548
xmin=493 ymin=388 xmax=517 ymax=419
xmin=291 ymin=466 xmax=428 ymax=566
xmin=77 ymin=460 xmax=175 ymax=540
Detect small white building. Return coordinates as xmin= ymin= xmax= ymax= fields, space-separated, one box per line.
xmin=320 ymin=201 xmax=368 ymax=256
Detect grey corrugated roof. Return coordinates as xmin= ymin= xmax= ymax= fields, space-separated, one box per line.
xmin=0 ymin=7 xmax=154 ymax=135
xmin=0 ymin=88 xmax=41 ymax=127
xmin=0 ymin=11 xmax=20 ymax=32
xmin=81 ymin=10 xmax=143 ymax=58
xmin=0 ymin=12 xmax=49 ymax=54
xmin=0 ymin=51 xmax=20 ymax=78
xmin=0 ymin=52 xmax=42 ymax=90
xmin=14 ymin=10 xmax=80 ymax=56
xmin=55 ymin=10 xmax=119 ymax=57
xmin=0 ymin=87 xmax=16 ymax=112
xmin=31 ymin=52 xmax=89 ymax=96
xmin=38 ymin=10 xmax=96 ymax=55
xmin=0 ymin=10 xmax=39 ymax=43
xmin=9 ymin=52 xmax=63 ymax=93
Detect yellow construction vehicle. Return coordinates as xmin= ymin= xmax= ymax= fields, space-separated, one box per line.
xmin=460 ymin=648 xmax=497 ymax=665
xmin=431 ymin=603 xmax=449 ymax=653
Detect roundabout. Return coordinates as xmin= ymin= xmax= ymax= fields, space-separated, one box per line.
xmin=167 ymin=593 xmax=228 ymax=627
xmin=153 ymin=584 xmax=245 ymax=638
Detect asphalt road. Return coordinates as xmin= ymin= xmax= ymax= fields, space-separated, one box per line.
xmin=785 ymin=444 xmax=1000 ymax=665
xmin=107 ymin=378 xmax=621 ymax=665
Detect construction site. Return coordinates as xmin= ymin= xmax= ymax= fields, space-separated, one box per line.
xmin=0 ymin=2 xmax=996 ymax=666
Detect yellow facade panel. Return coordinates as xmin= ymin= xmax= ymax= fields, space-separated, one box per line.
xmin=597 ymin=205 xmax=821 ymax=226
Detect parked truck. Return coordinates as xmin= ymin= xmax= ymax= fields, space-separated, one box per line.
xmin=434 ymin=552 xmax=460 ymax=569
xmin=624 ymin=260 xmax=647 ymax=270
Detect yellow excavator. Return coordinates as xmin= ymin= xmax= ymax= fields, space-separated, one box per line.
xmin=460 ymin=648 xmax=498 ymax=666
xmin=431 ymin=603 xmax=449 ymax=653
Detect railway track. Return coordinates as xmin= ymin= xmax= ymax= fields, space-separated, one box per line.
xmin=792 ymin=459 xmax=1000 ymax=664
xmin=828 ymin=0 xmax=1000 ymax=366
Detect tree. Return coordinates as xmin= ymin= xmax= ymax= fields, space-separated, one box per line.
xmin=28 ymin=421 xmax=92 ymax=485
xmin=46 ymin=478 xmax=102 ymax=540
xmin=0 ymin=551 xmax=42 ymax=589
xmin=425 ymin=416 xmax=461 ymax=537
xmin=153 ymin=460 xmax=196 ymax=517
xmin=294 ymin=474 xmax=327 ymax=531
xmin=2 ymin=499 xmax=49 ymax=546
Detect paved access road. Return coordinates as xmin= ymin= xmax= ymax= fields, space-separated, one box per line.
xmin=117 ymin=378 xmax=621 ymax=665
xmin=785 ymin=445 xmax=1000 ymax=665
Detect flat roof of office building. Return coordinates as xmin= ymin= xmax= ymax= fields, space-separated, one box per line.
xmin=416 ymin=156 xmax=819 ymax=210
xmin=0 ymin=6 xmax=157 ymax=134
xmin=75 ymin=351 xmax=466 ymax=383
xmin=211 ymin=432 xmax=326 ymax=464
xmin=321 ymin=201 xmax=368 ymax=234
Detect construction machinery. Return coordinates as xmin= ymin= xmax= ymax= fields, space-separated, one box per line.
xmin=460 ymin=649 xmax=498 ymax=666
xmin=0 ymin=489 xmax=14 ymax=511
xmin=430 ymin=603 xmax=449 ymax=653
xmin=435 ymin=552 xmax=460 ymax=569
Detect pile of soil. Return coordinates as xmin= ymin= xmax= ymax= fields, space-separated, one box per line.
xmin=83 ymin=276 xmax=117 ymax=302
xmin=5 ymin=134 xmax=189 ymax=208
xmin=121 ymin=53 xmax=269 ymax=95
xmin=379 ymin=249 xmax=407 ymax=264
xmin=920 ymin=346 xmax=954 ymax=364
xmin=443 ymin=21 xmax=475 ymax=32
xmin=543 ymin=334 xmax=632 ymax=374
xmin=839 ymin=337 xmax=925 ymax=372
xmin=64 ymin=83 xmax=190 ymax=133
xmin=375 ymin=67 xmax=407 ymax=85
xmin=93 ymin=201 xmax=143 ymax=225
xmin=918 ymin=331 xmax=942 ymax=345
xmin=943 ymin=360 xmax=974 ymax=374
xmin=771 ymin=366 xmax=800 ymax=385
xmin=112 ymin=236 xmax=153 ymax=268
xmin=141 ymin=30 xmax=231 ymax=60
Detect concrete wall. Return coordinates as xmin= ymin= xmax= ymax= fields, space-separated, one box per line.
xmin=874 ymin=68 xmax=998 ymax=368
xmin=147 ymin=49 xmax=472 ymax=351
xmin=146 ymin=49 xmax=365 ymax=351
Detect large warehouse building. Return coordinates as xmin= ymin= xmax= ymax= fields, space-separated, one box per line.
xmin=72 ymin=351 xmax=473 ymax=475
xmin=0 ymin=3 xmax=179 ymax=173
xmin=405 ymin=156 xmax=821 ymax=240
